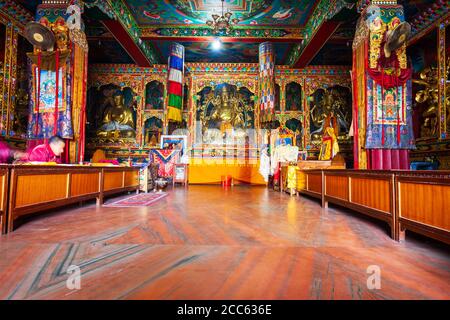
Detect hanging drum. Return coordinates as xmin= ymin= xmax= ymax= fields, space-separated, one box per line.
xmin=24 ymin=22 xmax=55 ymax=51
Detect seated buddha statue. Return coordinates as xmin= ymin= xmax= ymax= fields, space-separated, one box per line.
xmin=97 ymin=92 xmax=136 ymax=139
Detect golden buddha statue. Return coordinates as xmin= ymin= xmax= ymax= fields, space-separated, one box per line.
xmin=204 ymin=85 xmax=246 ymax=132
xmin=97 ymin=92 xmax=136 ymax=139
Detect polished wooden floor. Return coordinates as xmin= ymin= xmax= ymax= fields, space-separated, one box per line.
xmin=0 ymin=186 xmax=449 ymax=300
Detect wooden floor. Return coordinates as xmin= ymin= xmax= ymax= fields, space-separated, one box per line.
xmin=0 ymin=186 xmax=449 ymax=300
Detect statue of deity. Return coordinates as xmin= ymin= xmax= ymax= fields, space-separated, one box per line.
xmin=413 ymin=67 xmax=439 ymax=138
xmin=199 ymin=85 xmax=252 ymax=136
xmin=97 ymin=92 xmax=136 ymax=139
xmin=310 ymin=88 xmax=350 ymax=141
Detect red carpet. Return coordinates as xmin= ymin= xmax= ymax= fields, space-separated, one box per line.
xmin=103 ymin=192 xmax=168 ymax=207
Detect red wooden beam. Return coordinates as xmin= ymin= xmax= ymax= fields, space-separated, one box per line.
xmin=101 ymin=20 xmax=151 ymax=67
xmin=293 ymin=21 xmax=341 ymax=68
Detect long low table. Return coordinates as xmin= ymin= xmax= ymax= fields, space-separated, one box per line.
xmin=299 ymin=169 xmax=450 ymax=244
xmin=0 ymin=164 xmax=140 ymax=233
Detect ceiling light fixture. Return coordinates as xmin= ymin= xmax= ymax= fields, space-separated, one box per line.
xmin=206 ymin=0 xmax=239 ymax=35
xmin=212 ymin=38 xmax=222 ymax=50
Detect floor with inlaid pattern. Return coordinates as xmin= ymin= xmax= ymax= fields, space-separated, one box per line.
xmin=0 ymin=186 xmax=449 ymax=300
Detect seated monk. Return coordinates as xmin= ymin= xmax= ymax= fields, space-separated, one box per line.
xmin=28 ymin=135 xmax=65 ymax=163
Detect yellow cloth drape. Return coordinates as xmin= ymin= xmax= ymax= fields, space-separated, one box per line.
xmin=188 ymin=159 xmax=266 ymax=185
xmin=287 ymin=165 xmax=297 ymax=189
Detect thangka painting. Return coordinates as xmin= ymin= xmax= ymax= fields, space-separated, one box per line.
xmin=36 ymin=69 xmax=66 ymax=112
xmin=372 ymin=85 xmax=406 ymax=125
xmin=27 ymin=68 xmax=73 ymax=139
xmin=366 ymin=78 xmax=415 ymax=149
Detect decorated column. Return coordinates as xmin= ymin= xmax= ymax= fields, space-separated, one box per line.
xmin=167 ymin=43 xmax=184 ymax=123
xmin=259 ymin=42 xmax=275 ymax=123
xmin=352 ymin=0 xmax=415 ymax=169
xmin=26 ymin=0 xmax=88 ymax=163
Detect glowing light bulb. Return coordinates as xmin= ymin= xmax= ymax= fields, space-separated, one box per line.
xmin=212 ymin=38 xmax=222 ymax=50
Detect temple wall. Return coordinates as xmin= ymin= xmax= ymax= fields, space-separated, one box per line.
xmin=87 ymin=63 xmax=353 ymax=165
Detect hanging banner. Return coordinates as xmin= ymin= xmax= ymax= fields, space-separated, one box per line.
xmin=167 ymin=43 xmax=184 ymax=122
xmin=259 ymin=42 xmax=275 ymax=123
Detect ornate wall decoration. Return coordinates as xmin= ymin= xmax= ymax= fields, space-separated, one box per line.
xmin=90 ymin=64 xmax=168 ymax=75
xmin=0 ymin=19 xmax=21 ymax=139
xmin=186 ymin=63 xmax=259 ymax=74
xmin=438 ymin=22 xmax=447 ymax=139
xmin=369 ymin=17 xmax=387 ymax=69
xmin=353 ymin=17 xmax=369 ymax=50
xmin=276 ymin=65 xmax=350 ymax=76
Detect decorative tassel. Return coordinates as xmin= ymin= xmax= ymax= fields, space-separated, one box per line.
xmin=396 ymin=67 xmax=401 ymax=146
xmin=35 ymin=51 xmax=42 ymax=136
xmin=381 ymin=69 xmax=384 ymax=146
xmin=54 ymin=49 xmax=59 ymax=136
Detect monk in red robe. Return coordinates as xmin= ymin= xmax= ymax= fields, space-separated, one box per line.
xmin=28 ymin=136 xmax=65 ymax=163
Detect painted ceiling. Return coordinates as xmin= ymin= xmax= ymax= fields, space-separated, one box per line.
xmin=153 ymin=40 xmax=293 ymax=64
xmin=125 ymin=0 xmax=317 ymax=26
xmin=10 ymin=0 xmax=446 ymax=66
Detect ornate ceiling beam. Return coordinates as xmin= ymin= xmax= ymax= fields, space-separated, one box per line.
xmin=85 ymin=0 xmax=158 ymax=66
xmin=286 ymin=0 xmax=356 ymax=67
xmin=0 ymin=0 xmax=34 ymax=30
xmin=408 ymin=2 xmax=449 ymax=44
xmin=140 ymin=26 xmax=303 ymax=41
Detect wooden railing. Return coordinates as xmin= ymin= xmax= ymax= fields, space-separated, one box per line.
xmin=0 ymin=164 xmax=140 ymax=233
xmin=299 ymin=169 xmax=450 ymax=245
